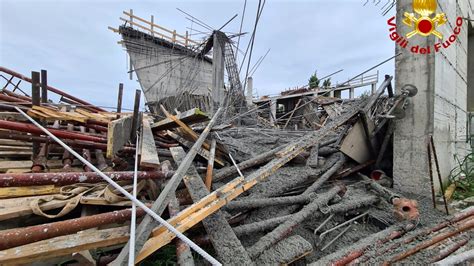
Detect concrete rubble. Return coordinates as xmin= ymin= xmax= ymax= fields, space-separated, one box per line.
xmin=0 ymin=7 xmax=473 ymax=266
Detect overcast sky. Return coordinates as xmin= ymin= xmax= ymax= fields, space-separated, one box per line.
xmin=0 ymin=0 xmax=396 ymax=111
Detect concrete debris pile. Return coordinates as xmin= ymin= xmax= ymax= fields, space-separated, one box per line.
xmin=0 ymin=66 xmax=472 ymax=266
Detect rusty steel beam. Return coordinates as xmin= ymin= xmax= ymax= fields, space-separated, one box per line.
xmin=82 ymin=122 xmax=108 ymax=133
xmin=0 ymin=93 xmax=26 ymax=103
xmin=387 ymin=218 xmax=474 ymax=263
xmin=0 ymin=208 xmax=148 ymax=250
xmin=0 ymin=120 xmax=107 ymax=143
xmin=0 ymin=170 xmax=173 ymax=187
xmin=2 ymin=89 xmax=31 ymax=101
xmin=0 ymin=66 xmax=105 ymax=112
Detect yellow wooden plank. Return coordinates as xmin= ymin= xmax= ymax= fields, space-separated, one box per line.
xmin=27 ymin=109 xmax=53 ymax=120
xmin=122 ymin=11 xmax=199 ymax=45
xmin=0 ymin=185 xmax=59 ymax=199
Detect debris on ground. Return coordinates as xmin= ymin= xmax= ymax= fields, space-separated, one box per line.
xmin=0 ymin=9 xmax=472 ymax=266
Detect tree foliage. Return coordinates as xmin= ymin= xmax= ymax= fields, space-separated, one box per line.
xmin=308 ymin=72 xmax=320 ymax=88
xmin=322 ymin=78 xmax=331 ymax=88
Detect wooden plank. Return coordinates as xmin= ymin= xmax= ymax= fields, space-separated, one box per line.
xmin=0 ymin=151 xmax=32 ymax=157
xmin=167 ymin=130 xmax=225 ymax=167
xmin=106 ymin=115 xmax=133 ymax=158
xmin=0 ymin=185 xmax=59 ymax=198
xmin=0 ymin=226 xmax=130 ymax=265
xmin=0 ymin=139 xmax=30 ymax=146
xmin=170 ymin=147 xmax=252 ymax=265
xmin=122 ymin=11 xmax=199 ymax=45
xmin=140 ymin=117 xmax=160 ymax=168
xmin=0 ymin=195 xmax=67 ymax=221
xmin=31 ymin=106 xmax=89 ymax=123
xmin=27 ymin=109 xmax=52 ymax=120
xmin=0 ymin=145 xmax=31 ymax=151
xmin=0 ymin=160 xmax=63 ymax=172
xmin=205 ymin=139 xmax=217 ymax=190
xmin=151 ymin=108 xmax=209 ymax=131
xmin=75 ymin=109 xmax=111 ymax=123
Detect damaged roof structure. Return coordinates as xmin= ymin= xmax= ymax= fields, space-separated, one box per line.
xmin=0 ymin=0 xmax=473 ymax=265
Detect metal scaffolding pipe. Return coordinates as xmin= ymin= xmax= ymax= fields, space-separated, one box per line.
xmin=0 ymin=66 xmax=105 ymax=112
xmin=0 ymin=120 xmax=107 ymax=143
xmin=0 ymin=130 xmax=130 ymax=152
xmin=0 ymin=171 xmax=173 ymax=187
xmin=0 ymin=208 xmax=147 ymax=250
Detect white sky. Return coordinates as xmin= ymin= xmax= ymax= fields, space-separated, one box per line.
xmin=0 ymin=0 xmax=396 ymax=111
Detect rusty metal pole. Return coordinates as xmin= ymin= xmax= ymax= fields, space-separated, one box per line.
xmin=31 ymin=71 xmax=41 ymax=159
xmin=40 ymin=70 xmax=48 ymax=103
xmin=116 ymin=83 xmax=123 ymax=119
xmin=0 ymin=120 xmax=107 ymax=143
xmin=427 ymin=139 xmax=437 ymax=209
xmin=0 ymin=170 xmax=173 ymax=187
xmin=387 ymin=218 xmax=474 ymax=263
xmin=130 ymin=89 xmax=141 ymax=141
xmin=430 ymin=135 xmax=449 ymax=215
xmin=0 ymin=208 xmax=147 ymax=250
xmin=0 ymin=130 xmax=126 ymax=152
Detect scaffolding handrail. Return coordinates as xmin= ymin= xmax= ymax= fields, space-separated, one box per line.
xmin=115 ymin=9 xmax=200 ymax=48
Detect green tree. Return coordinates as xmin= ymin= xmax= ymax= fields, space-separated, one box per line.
xmin=322 ymin=78 xmax=331 ymax=88
xmin=308 ymin=72 xmax=320 ymax=88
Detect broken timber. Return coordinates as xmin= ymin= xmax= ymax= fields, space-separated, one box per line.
xmin=112 ymin=107 xmax=223 ymax=265
xmin=151 ymin=108 xmax=209 ymax=131
xmin=170 ymin=146 xmax=252 ymax=265
xmin=136 ymin=120 xmax=339 ymax=262
xmin=106 ymin=115 xmax=133 ymax=158
xmin=167 ymin=130 xmax=225 ymax=167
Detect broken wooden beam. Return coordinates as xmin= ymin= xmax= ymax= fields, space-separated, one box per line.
xmin=167 ymin=130 xmax=225 ymax=167
xmin=171 ymin=146 xmax=252 ymax=265
xmin=151 ymin=108 xmax=209 ymax=131
xmin=106 ymin=115 xmax=133 ymax=158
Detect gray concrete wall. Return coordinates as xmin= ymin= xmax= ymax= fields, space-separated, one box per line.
xmin=468 ymin=24 xmax=474 ymax=112
xmin=393 ymin=0 xmax=474 ymax=194
xmin=122 ymin=35 xmax=213 ymax=107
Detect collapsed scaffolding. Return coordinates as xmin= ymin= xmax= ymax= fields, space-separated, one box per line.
xmin=0 ymin=7 xmax=472 ymax=266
